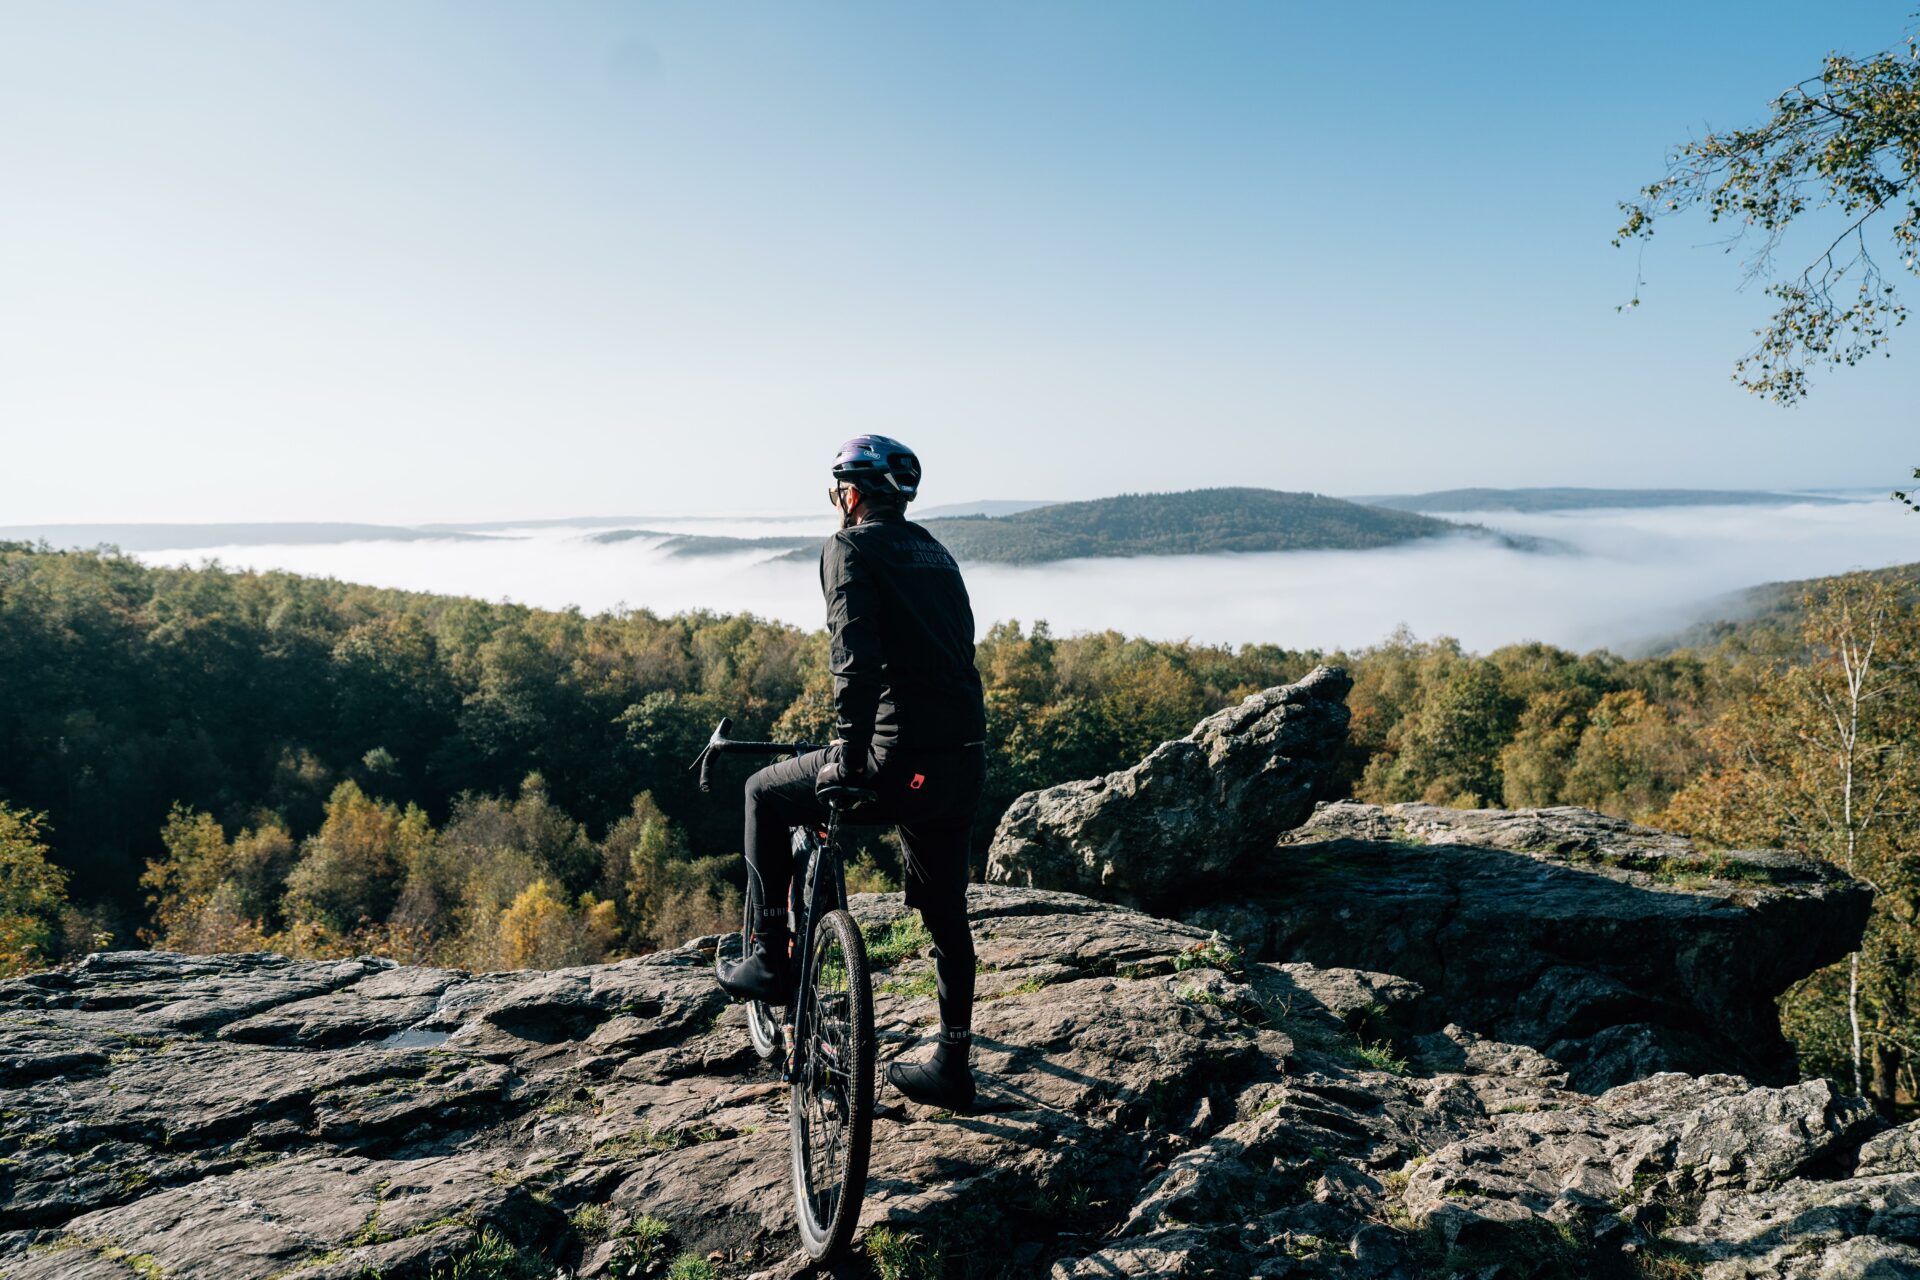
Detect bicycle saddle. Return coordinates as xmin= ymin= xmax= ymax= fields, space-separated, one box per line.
xmin=818 ymin=784 xmax=879 ymax=812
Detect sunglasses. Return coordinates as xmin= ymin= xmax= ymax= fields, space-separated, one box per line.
xmin=828 ymin=484 xmax=854 ymax=509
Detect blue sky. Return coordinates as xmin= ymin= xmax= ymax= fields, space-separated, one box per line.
xmin=1 ymin=2 xmax=1912 ymax=522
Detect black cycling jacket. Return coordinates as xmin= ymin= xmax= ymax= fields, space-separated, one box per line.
xmin=820 ymin=512 xmax=986 ymax=755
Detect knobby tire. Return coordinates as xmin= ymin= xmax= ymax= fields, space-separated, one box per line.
xmin=789 ymin=907 xmax=874 ymax=1261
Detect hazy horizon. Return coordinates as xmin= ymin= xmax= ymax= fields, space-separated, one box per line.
xmin=4 ymin=481 xmax=1901 ymax=537
xmin=79 ymin=494 xmax=1917 ymax=655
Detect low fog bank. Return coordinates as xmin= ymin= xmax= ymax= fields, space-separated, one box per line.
xmin=130 ymin=501 xmax=1919 ymax=654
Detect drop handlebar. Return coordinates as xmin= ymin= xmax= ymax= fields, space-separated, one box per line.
xmin=693 ymin=716 xmax=825 ymax=793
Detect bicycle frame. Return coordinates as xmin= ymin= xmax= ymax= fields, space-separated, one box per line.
xmin=783 ymin=809 xmax=850 ymax=1079
xmin=692 ymin=715 xmax=838 ymax=1078
xmin=695 ymin=714 xmax=875 ymax=1261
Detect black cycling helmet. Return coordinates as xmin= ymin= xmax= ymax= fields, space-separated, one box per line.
xmin=831 ymin=435 xmax=921 ymax=501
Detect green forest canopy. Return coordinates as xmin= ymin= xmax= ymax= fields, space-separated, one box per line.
xmin=4 ymin=540 xmax=1917 ymax=1100
xmin=1356 ymin=488 xmax=1843 ymax=514
xmin=0 ymin=537 xmax=1860 ymax=926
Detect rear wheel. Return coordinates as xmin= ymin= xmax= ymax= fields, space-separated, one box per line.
xmin=714 ymin=873 xmax=782 ymax=1060
xmin=790 ymin=907 xmax=874 ymax=1261
xmin=747 ymin=998 xmax=781 ymax=1057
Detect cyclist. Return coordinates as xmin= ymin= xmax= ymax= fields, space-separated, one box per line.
xmin=718 ymin=435 xmax=987 ymax=1111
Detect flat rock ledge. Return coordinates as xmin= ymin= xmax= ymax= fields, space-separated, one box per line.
xmin=0 ymin=887 xmax=1906 ymax=1280
xmin=1202 ymin=800 xmax=1872 ymax=1092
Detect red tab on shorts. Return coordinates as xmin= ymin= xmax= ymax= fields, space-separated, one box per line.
xmin=910 ymin=773 xmax=926 ymax=790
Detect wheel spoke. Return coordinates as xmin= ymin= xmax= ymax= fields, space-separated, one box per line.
xmin=790 ymin=908 xmax=870 ymax=1260
xmin=800 ymin=926 xmax=853 ymax=1225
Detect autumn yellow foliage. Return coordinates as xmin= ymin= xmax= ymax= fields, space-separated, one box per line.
xmin=0 ymin=804 xmax=68 ymax=977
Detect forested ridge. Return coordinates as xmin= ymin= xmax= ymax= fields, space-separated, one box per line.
xmin=1357 ymin=486 xmax=1844 ymax=513
xmin=594 ymin=487 xmax=1523 ymax=563
xmin=1639 ymin=560 xmax=1920 ymax=655
xmin=3 ymin=541 xmax=1917 ymax=1103
xmin=915 ymin=487 xmax=1511 ymax=561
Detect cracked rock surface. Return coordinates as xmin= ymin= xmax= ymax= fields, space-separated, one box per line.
xmin=0 ymin=885 xmax=1904 ymax=1280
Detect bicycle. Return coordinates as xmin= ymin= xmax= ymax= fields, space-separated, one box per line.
xmin=694 ymin=717 xmax=876 ymax=1263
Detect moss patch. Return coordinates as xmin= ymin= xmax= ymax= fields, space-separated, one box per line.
xmin=592 ymin=1122 xmax=722 ymax=1159
xmin=880 ymin=970 xmax=939 ymax=999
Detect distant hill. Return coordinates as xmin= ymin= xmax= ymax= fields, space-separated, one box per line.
xmin=593 ymin=530 xmax=818 ymax=556
xmin=593 ymin=488 xmax=1541 ymax=564
xmin=1634 ymin=560 xmax=1920 ymax=655
xmin=1354 ymin=487 xmax=1847 ymax=514
xmin=913 ymin=488 xmax=1533 ymax=563
xmin=423 ymin=514 xmax=818 ymax=532
xmin=912 ymin=499 xmax=1060 ymax=519
xmin=0 ymin=523 xmax=501 ymax=552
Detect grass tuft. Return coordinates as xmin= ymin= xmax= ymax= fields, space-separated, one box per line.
xmin=665 ymin=1252 xmax=716 ymax=1280
xmin=1171 ymin=931 xmax=1240 ymax=974
xmin=981 ymin=974 xmax=1049 ymax=1002
xmin=880 ymin=971 xmax=939 ymax=999
xmin=1348 ymin=1037 xmax=1409 ymax=1074
xmin=568 ymin=1202 xmax=611 ymax=1241
xmin=863 ymin=917 xmax=933 ymax=969
xmin=865 ymin=1225 xmax=941 ymax=1280
xmin=593 ymin=1123 xmax=720 ymax=1159
xmin=608 ymin=1215 xmax=672 ymax=1279
xmin=431 ymin=1228 xmax=547 ymax=1280
xmin=1631 ymin=1244 xmax=1706 ymax=1279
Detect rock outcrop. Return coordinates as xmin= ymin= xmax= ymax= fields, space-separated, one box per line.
xmin=1201 ymin=799 xmax=1871 ymax=1092
xmin=987 ymin=673 xmax=1871 ymax=1093
xmin=986 ymin=664 xmax=1353 ymax=908
xmin=0 ymin=675 xmax=1891 ymax=1278
xmin=0 ymin=887 xmax=1906 ymax=1279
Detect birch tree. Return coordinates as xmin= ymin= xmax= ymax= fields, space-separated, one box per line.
xmin=1665 ymin=574 xmax=1920 ymax=1102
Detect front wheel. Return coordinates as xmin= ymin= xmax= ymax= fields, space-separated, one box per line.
xmin=790 ymin=908 xmax=874 ymax=1261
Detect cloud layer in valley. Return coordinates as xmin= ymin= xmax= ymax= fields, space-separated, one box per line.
xmin=127 ymin=499 xmax=1918 ymax=654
